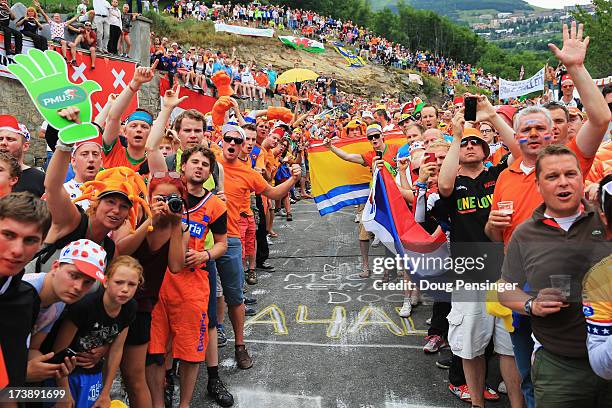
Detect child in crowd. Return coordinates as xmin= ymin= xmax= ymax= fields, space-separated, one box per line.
xmin=50 ymin=256 xmax=142 ymax=407
xmin=119 ymin=3 xmax=136 ymax=58
xmin=0 ymin=151 xmax=21 ymax=198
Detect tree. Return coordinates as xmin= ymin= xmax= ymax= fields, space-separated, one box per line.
xmin=572 ymin=0 xmax=612 ymax=78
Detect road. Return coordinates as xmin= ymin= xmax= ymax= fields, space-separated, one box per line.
xmin=140 ymin=200 xmax=511 ymax=407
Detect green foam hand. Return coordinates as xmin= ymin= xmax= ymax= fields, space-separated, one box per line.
xmin=8 ymin=49 xmax=102 ymax=144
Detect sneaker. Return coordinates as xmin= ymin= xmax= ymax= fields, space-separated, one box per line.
xmin=217 ymin=326 xmax=228 ymax=348
xmin=497 ymin=381 xmax=507 ymax=395
xmin=436 ymin=356 xmax=452 ymax=369
xmin=256 ymin=262 xmax=275 ymax=271
xmin=235 ymin=345 xmax=253 ymax=369
xmin=449 ymin=384 xmax=471 ymax=403
xmin=423 ymin=335 xmax=447 ymax=354
xmin=371 ymin=237 xmax=381 ymax=247
xmin=246 ymin=269 xmax=257 ymax=285
xmin=286 ymin=213 xmax=293 ymax=221
xmin=245 ymin=305 xmax=257 ymax=316
xmin=207 ymin=377 xmax=234 ymax=407
xmin=398 ymin=299 xmax=412 ymax=317
xmin=484 ymin=386 xmax=500 ymax=401
xmin=266 ymin=236 xmax=273 ymax=246
xmin=244 ymin=296 xmax=257 ymax=305
xmin=354 ymin=214 xmax=360 ymax=223
xmin=425 ymin=317 xmax=432 ymax=325
xmin=358 ymin=268 xmax=370 ymax=278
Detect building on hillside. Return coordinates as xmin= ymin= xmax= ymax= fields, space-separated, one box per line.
xmin=479 ymin=14 xmax=493 ymax=20
xmin=497 ymin=12 xmax=512 ymax=18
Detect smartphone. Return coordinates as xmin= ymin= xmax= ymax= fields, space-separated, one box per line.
xmin=375 ymin=151 xmax=383 ymax=159
xmin=464 ymin=97 xmax=477 ymax=121
xmin=48 ymin=348 xmax=77 ymax=365
xmin=424 ymin=152 xmax=436 ymax=164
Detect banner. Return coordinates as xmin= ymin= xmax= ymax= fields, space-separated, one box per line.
xmin=159 ymin=77 xmax=217 ymax=123
xmin=214 ymin=23 xmax=274 ymax=37
xmin=1 ymin=33 xmax=138 ymax=120
xmin=594 ymin=76 xmax=612 ymax=87
xmin=308 ymin=130 xmax=404 ymax=215
xmin=279 ymin=36 xmax=325 ymax=53
xmin=499 ymin=67 xmax=545 ymax=100
xmin=332 ymin=42 xmax=366 ymax=68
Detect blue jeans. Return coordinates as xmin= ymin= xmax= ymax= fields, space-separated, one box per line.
xmin=214 ymin=237 xmax=244 ymax=306
xmin=510 ymin=317 xmax=535 ymax=408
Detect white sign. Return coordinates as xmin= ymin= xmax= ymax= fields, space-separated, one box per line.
xmin=214 ymin=23 xmax=274 ymax=38
xmin=499 ymin=67 xmax=545 ymax=100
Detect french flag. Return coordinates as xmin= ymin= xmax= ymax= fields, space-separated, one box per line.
xmin=362 ymin=167 xmax=449 ymax=277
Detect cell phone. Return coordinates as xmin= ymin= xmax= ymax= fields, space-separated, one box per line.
xmin=464 ymin=97 xmax=477 ymax=121
xmin=424 ymin=152 xmax=436 ymax=164
xmin=48 ymin=348 xmax=77 ymax=365
xmin=375 ymin=151 xmax=383 ymax=159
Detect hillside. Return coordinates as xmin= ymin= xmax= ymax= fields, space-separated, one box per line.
xmin=371 ymin=0 xmax=534 ymax=22
xmin=148 ymin=14 xmax=487 ymax=104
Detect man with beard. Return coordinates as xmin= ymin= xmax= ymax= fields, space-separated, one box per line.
xmin=216 ymin=123 xmax=301 ymax=369
xmin=63 ymin=137 xmax=103 ymax=210
xmin=0 ymin=115 xmax=44 ymax=197
xmin=102 ymin=61 xmax=159 ymax=173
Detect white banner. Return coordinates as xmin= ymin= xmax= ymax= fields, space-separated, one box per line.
xmin=499 ymin=67 xmax=545 ymax=100
xmin=214 ymin=23 xmax=274 ymax=38
xmin=594 ymin=76 xmax=612 ymax=87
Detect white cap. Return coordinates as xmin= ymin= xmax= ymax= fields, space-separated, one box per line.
xmin=59 ymin=239 xmax=107 ymax=283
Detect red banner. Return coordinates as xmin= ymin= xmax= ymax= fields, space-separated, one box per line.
xmin=159 ymin=77 xmax=217 ymax=114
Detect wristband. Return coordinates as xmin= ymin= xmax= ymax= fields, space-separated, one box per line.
xmin=55 ymin=140 xmax=74 ymax=152
xmin=205 ymin=250 xmax=211 ymax=261
xmin=128 ymin=81 xmax=140 ymax=93
xmin=415 ymin=181 xmax=428 ymax=189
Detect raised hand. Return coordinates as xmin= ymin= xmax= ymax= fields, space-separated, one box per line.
xmin=162 ymin=82 xmax=188 ymax=110
xmin=8 ymin=49 xmax=101 ymax=144
xmin=548 ymin=21 xmax=589 ymax=68
xmin=451 ymin=107 xmax=465 ymax=139
xmin=132 ymin=59 xmax=159 ymax=86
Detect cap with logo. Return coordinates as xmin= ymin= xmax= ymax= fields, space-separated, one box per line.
xmin=366 ymin=124 xmax=383 ymax=137
xmin=59 ymin=239 xmax=107 ymax=283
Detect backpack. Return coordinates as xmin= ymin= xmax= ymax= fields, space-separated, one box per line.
xmin=26 ymin=206 xmax=116 ymax=274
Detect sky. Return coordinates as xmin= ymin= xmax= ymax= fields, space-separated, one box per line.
xmin=524 ymin=0 xmax=591 ymax=9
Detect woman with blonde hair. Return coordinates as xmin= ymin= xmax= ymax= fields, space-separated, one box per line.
xmin=15 ymin=7 xmax=47 ymax=50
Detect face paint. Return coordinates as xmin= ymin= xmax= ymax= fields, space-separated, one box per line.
xmin=519 ymin=137 xmax=528 ymax=144
xmin=524 ymin=120 xmax=540 ymax=127
xmin=543 ymin=133 xmax=552 ymax=141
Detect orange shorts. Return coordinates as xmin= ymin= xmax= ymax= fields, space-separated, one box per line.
xmin=149 ymin=295 xmax=209 ymax=363
xmin=239 ymin=215 xmax=256 ymax=257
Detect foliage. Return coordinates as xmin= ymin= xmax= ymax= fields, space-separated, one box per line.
xmin=572 ymin=0 xmax=612 ymax=78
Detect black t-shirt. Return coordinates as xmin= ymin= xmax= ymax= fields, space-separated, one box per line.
xmin=439 ymin=160 xmax=508 ymax=243
xmin=14 ymin=167 xmax=45 ymax=198
xmin=64 ymin=288 xmax=136 ymax=373
xmin=18 ymin=17 xmax=39 ymax=34
xmin=187 ymin=192 xmax=227 ymax=235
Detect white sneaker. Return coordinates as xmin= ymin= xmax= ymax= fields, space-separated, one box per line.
xmin=354 ymin=214 xmax=360 ymax=223
xmin=410 ymin=292 xmax=420 ymax=306
xmin=371 ymin=237 xmax=381 ymax=247
xmin=266 ymin=236 xmax=273 ymax=246
xmin=398 ymin=299 xmax=412 ymax=317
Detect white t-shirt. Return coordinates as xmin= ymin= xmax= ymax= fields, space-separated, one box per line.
xmin=544 ymin=211 xmax=581 ymax=232
xmin=64 ymin=179 xmax=90 ymax=210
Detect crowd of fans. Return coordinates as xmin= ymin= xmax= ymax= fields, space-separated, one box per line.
xmin=1 ymin=0 xmax=612 ymax=405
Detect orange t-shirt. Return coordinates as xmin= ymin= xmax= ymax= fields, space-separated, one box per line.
xmin=361 ymin=144 xmax=400 ymax=169
xmin=218 ymin=156 xmax=269 ymax=237
xmin=159 ymin=192 xmax=226 ymax=302
xmin=492 ymin=138 xmax=594 ymax=245
xmin=102 ymin=139 xmax=146 ymax=172
xmin=255 ymin=72 xmax=269 ymax=88
xmin=586 ymin=141 xmax=612 ymax=184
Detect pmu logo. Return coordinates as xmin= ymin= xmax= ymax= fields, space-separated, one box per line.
xmin=37 ymin=87 xmax=87 ymax=110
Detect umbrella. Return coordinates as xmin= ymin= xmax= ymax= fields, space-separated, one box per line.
xmin=275 ymin=68 xmax=319 ymax=85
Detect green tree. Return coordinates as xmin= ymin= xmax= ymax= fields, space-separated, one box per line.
xmin=572 ymin=0 xmax=612 ymax=78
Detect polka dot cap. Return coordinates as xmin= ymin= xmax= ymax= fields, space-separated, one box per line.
xmin=59 ymin=239 xmax=108 ymax=283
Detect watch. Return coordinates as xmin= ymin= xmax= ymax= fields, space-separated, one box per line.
xmin=524 ymin=297 xmax=536 ymax=316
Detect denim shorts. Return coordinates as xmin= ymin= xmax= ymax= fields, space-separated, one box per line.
xmin=214 ymin=237 xmax=244 ymax=306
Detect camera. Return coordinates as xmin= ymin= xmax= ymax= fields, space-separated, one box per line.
xmin=159 ymin=193 xmax=184 ymax=213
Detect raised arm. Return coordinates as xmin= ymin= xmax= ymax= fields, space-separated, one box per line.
xmin=34 ymin=1 xmax=51 ymax=22
xmin=94 ymin=93 xmax=117 ymax=129
xmin=262 ymin=164 xmax=301 ymax=199
xmin=323 ymin=137 xmax=365 ymax=165
xmin=438 ymin=110 xmax=463 ymax=197
xmin=65 ymin=14 xmax=80 ymax=25
xmin=103 ymin=60 xmax=158 ymax=146
xmin=549 ymin=21 xmax=611 ymax=157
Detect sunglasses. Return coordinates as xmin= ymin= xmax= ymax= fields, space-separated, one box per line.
xmin=152 ymin=171 xmax=181 ymax=179
xmin=562 ymin=85 xmax=573 ymax=89
xmin=460 ymin=139 xmax=481 ymax=147
xmin=223 ymin=135 xmax=244 ymax=145
xmin=367 ymin=133 xmax=381 ymax=141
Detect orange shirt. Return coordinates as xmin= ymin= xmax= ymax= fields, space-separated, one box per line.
xmin=586 ymin=141 xmax=612 ymax=184
xmin=102 ymin=139 xmax=146 ymax=172
xmin=218 ymin=156 xmax=269 ymax=237
xmin=159 ymin=192 xmax=226 ymax=302
xmin=361 ymin=144 xmax=400 ymax=169
xmin=492 ymin=139 xmax=594 ymax=245
xmin=255 ymin=72 xmax=269 ymax=88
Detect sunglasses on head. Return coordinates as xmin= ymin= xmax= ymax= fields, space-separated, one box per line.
xmin=367 ymin=133 xmax=381 ymax=141
xmin=152 ymin=171 xmax=181 ymax=179
xmin=223 ymin=135 xmax=244 ymax=145
xmin=460 ymin=139 xmax=481 ymax=147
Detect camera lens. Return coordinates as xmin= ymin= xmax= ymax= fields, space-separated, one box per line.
xmin=166 ymin=193 xmax=183 ymax=213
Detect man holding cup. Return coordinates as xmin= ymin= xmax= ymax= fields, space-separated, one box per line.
xmin=498 ymin=144 xmax=611 ymax=407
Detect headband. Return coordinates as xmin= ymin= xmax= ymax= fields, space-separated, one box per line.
xmin=126 ymin=111 xmax=153 ymax=125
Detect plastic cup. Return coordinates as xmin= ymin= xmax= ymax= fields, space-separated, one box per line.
xmin=550 ymin=274 xmax=571 ymax=298
xmin=498 ymin=201 xmax=514 ymax=215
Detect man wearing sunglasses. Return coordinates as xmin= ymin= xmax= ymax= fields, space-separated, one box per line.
xmin=558 ymin=74 xmax=583 ymax=111
xmin=323 ymin=124 xmax=399 ymax=278
xmin=216 ymin=124 xmax=301 ymax=369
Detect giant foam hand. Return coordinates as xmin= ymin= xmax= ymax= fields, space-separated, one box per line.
xmin=8 ymin=49 xmax=101 ymax=144
xmin=266 ymin=106 xmax=293 ymax=124
xmin=212 ymin=96 xmax=234 ymax=127
xmin=211 ymin=71 xmax=234 ymax=97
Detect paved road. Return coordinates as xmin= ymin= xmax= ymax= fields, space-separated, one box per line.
xmin=176 ymin=200 xmax=510 ymax=407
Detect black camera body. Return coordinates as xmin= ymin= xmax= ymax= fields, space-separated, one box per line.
xmin=160 ymin=193 xmax=184 ymax=213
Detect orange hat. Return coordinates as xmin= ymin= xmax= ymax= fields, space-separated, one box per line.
xmin=568 ymin=107 xmax=584 ymax=119
xmin=462 ymin=127 xmax=490 ymax=157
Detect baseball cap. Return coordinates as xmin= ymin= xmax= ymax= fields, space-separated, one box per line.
xmin=462 ymin=128 xmax=490 ymax=157
xmin=398 ymin=113 xmax=413 ymax=125
xmin=0 ymin=115 xmax=28 ymax=139
xmin=18 ymin=123 xmax=30 ymax=141
xmin=561 ymin=74 xmax=574 ymax=85
xmin=361 ymin=111 xmax=374 ymax=120
xmin=59 ymin=239 xmax=107 ymax=283
xmin=72 ymin=134 xmax=103 ymax=157
xmin=366 ymin=124 xmax=383 ymax=137
xmin=84 ymin=21 xmax=92 ymax=26
xmin=568 ymin=107 xmax=584 ymax=119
